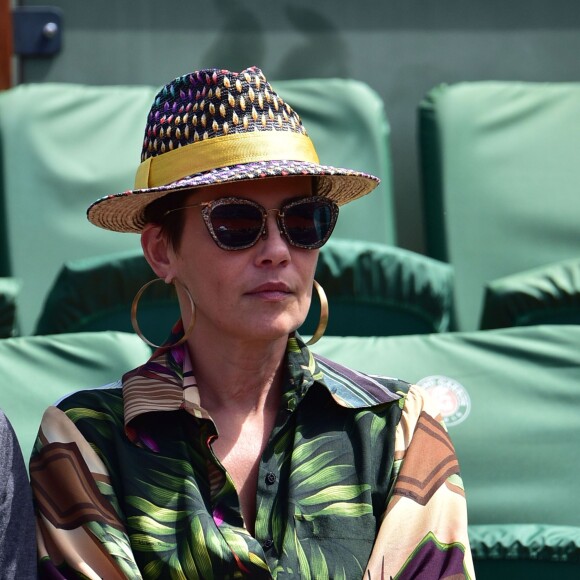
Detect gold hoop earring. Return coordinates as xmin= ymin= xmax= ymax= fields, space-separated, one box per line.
xmin=306 ymin=280 xmax=329 ymax=346
xmin=131 ymin=278 xmax=196 ymax=350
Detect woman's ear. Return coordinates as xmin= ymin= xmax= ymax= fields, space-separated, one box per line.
xmin=141 ymin=224 xmax=176 ymax=283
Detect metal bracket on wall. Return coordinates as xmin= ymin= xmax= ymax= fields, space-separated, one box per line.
xmin=12 ymin=6 xmax=62 ymax=57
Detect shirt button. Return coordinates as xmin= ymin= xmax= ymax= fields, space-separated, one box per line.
xmin=263 ymin=539 xmax=274 ymax=550
xmin=265 ymin=472 xmax=277 ymax=485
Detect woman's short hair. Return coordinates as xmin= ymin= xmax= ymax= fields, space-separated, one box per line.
xmin=143 ymin=190 xmax=192 ymax=250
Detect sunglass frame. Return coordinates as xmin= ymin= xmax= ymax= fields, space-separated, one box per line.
xmin=166 ymin=195 xmax=339 ymax=251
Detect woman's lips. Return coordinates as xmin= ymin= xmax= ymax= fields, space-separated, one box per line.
xmin=246 ymin=282 xmax=292 ymax=300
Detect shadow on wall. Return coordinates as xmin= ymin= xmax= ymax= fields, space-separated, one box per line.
xmin=277 ymin=6 xmax=348 ymax=79
xmin=198 ymin=2 xmax=347 ymax=80
xmin=196 ymin=0 xmax=266 ymax=72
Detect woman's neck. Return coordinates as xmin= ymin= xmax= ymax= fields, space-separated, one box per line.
xmin=187 ymin=330 xmax=289 ymax=415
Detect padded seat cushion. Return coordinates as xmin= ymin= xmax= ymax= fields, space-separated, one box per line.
xmin=480 ymin=257 xmax=580 ymax=329
xmin=35 ymin=249 xmax=178 ymax=346
xmin=304 ymin=238 xmax=455 ymax=335
xmin=36 ymin=239 xmax=455 ymax=341
xmin=0 ymin=331 xmax=151 ymax=460
xmin=470 ymin=524 xmax=580 ymax=563
xmin=469 ymin=524 xmax=580 ymax=579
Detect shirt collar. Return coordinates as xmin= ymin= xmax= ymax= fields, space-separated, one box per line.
xmin=122 ymin=330 xmax=404 ymax=444
xmin=286 ymin=335 xmax=405 ymax=408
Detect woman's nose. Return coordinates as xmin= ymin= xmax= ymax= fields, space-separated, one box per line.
xmin=255 ymin=212 xmax=291 ymax=265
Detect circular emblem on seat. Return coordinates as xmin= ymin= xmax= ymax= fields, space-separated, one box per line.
xmin=417 ymin=375 xmax=471 ymax=427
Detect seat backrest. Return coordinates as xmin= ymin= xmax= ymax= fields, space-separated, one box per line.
xmin=0 ymin=79 xmax=394 ymax=335
xmin=313 ymin=325 xmax=580 ymax=578
xmin=0 ymin=331 xmax=151 ymax=461
xmin=304 ymin=238 xmax=455 ymax=336
xmin=480 ymin=257 xmax=580 ymax=330
xmin=35 ymin=238 xmax=455 ymax=341
xmin=0 ymin=83 xmax=155 ymax=334
xmin=419 ymin=81 xmax=580 ymax=330
xmin=34 ymin=248 xmax=178 ymax=346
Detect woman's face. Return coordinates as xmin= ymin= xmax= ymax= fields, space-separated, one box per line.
xmin=147 ymin=176 xmax=320 ymax=343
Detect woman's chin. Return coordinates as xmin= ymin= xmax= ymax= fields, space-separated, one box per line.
xmin=243 ymin=317 xmax=304 ymax=343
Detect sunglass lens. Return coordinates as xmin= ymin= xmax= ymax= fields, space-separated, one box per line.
xmin=284 ymin=200 xmax=336 ymax=248
xmin=210 ymin=203 xmax=263 ymax=249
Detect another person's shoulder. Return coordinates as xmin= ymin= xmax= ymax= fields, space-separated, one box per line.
xmin=0 ymin=407 xmax=11 ymax=434
xmin=0 ymin=408 xmax=37 ymax=579
xmin=0 ymin=408 xmax=20 ymax=452
xmin=0 ymin=409 xmax=27 ymax=467
xmin=0 ymin=406 xmax=30 ymax=471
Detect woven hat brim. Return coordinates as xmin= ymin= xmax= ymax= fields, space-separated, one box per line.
xmin=87 ymin=159 xmax=380 ymax=233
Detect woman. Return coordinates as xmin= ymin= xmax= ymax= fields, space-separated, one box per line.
xmin=30 ymin=67 xmax=474 ymax=579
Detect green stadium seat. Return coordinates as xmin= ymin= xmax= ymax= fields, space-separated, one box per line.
xmin=480 ymin=257 xmax=580 ymax=330
xmin=304 ymin=238 xmax=455 ymax=336
xmin=419 ymin=81 xmax=580 ymax=330
xmin=34 ymin=249 xmax=177 ymax=346
xmin=35 ymin=239 xmax=455 ymax=341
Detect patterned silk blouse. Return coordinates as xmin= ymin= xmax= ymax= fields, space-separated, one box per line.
xmin=30 ymin=333 xmax=475 ymax=579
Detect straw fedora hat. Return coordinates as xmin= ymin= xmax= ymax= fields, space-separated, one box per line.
xmin=87 ymin=66 xmax=380 ymax=233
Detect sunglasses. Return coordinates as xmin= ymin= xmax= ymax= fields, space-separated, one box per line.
xmin=165 ymin=195 xmax=339 ymax=251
